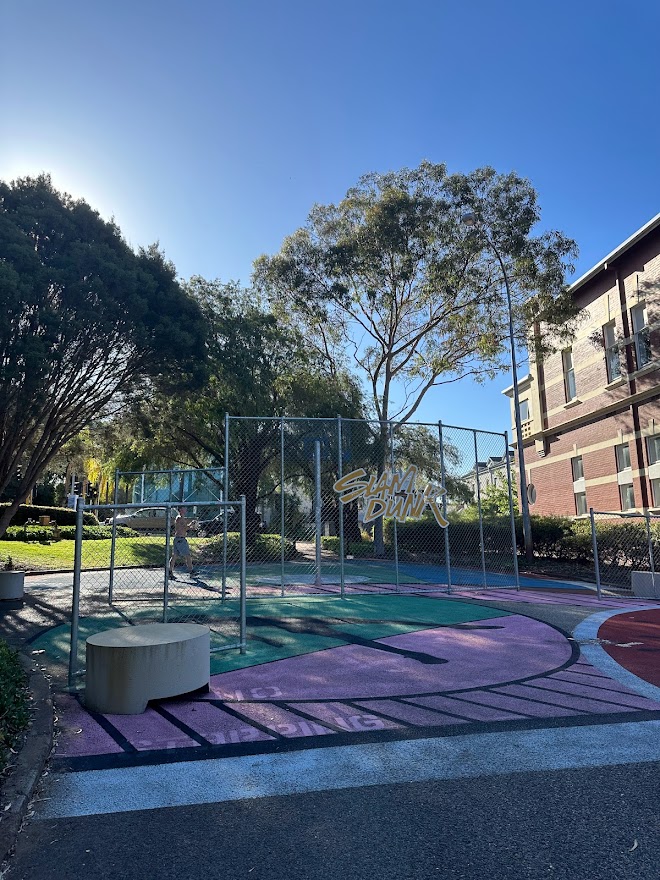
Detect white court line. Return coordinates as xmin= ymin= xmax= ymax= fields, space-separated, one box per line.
xmin=573 ymin=604 xmax=660 ymax=703
xmin=41 ymin=720 xmax=660 ymax=819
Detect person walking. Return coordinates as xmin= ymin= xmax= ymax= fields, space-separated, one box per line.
xmin=169 ymin=507 xmax=195 ymax=578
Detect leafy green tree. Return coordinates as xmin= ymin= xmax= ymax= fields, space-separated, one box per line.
xmin=0 ymin=174 xmax=207 ymax=536
xmin=480 ymin=478 xmax=518 ymax=518
xmin=255 ymin=161 xmax=577 ymax=552
xmin=130 ymin=278 xmax=364 ymax=539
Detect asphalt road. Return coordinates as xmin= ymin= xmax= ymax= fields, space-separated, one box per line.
xmin=8 ymin=758 xmax=659 ymax=880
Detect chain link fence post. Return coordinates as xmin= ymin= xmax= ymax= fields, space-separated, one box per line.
xmin=337 ymin=415 xmax=345 ymax=599
xmin=163 ymin=505 xmax=172 ymax=622
xmin=437 ymin=421 xmax=453 ymax=594
xmin=222 ymin=413 xmax=230 ymax=601
xmin=108 ymin=467 xmax=119 ymax=603
xmin=240 ymin=495 xmax=247 ymax=654
xmin=590 ymin=507 xmax=602 ymax=600
xmin=473 ymin=429 xmax=488 ymax=588
xmin=314 ymin=440 xmax=322 ymax=588
xmin=68 ymin=498 xmax=84 ymax=688
xmin=504 ymin=430 xmax=521 ymax=590
xmin=280 ymin=416 xmax=286 ymax=598
xmin=388 ymin=422 xmax=400 ymax=592
xmin=645 ymin=509 xmax=656 ymax=597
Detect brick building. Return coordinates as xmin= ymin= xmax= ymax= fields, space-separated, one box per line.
xmin=504 ymin=213 xmax=660 ymax=517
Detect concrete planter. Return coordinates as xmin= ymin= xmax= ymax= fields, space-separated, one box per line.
xmin=0 ymin=570 xmax=25 ymax=600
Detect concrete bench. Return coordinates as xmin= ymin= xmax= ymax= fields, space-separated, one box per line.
xmin=85 ymin=623 xmax=210 ymax=715
xmin=630 ymin=571 xmax=660 ymax=599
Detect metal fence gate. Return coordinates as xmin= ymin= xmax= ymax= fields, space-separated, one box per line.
xmin=590 ymin=508 xmax=660 ymax=599
xmin=67 ymin=498 xmax=247 ymax=687
xmin=224 ymin=415 xmax=519 ymax=597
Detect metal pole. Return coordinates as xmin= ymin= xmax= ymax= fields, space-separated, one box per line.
xmin=163 ymin=506 xmax=172 ymax=623
xmin=281 ymin=417 xmax=286 ymax=598
xmin=240 ymin=496 xmax=247 ymax=654
xmin=389 ymin=423 xmax=400 ymax=592
xmin=222 ymin=413 xmax=229 ymax=601
xmin=473 ymin=430 xmax=488 ymax=589
xmin=504 ymin=430 xmax=521 ymax=590
xmin=315 ymin=440 xmax=322 ymax=588
xmin=68 ymin=499 xmax=84 ymax=688
xmin=337 ymin=415 xmax=345 ymax=599
xmin=108 ymin=468 xmax=119 ymax=604
xmin=438 ymin=422 xmax=453 ymax=595
xmin=645 ymin=509 xmax=655 ymax=594
xmin=499 ymin=259 xmax=533 ymax=562
xmin=590 ymin=508 xmax=602 ymax=600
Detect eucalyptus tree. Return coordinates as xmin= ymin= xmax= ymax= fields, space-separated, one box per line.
xmin=255 ymin=161 xmax=578 ymax=552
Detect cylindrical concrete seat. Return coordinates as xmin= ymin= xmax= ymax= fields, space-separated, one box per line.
xmin=86 ymin=623 xmax=210 ymax=715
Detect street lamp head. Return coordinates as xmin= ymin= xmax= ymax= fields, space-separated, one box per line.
xmin=461 ymin=211 xmax=477 ymax=227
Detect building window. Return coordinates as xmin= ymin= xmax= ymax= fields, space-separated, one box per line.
xmin=519 ymin=399 xmax=530 ymax=422
xmin=648 ymin=435 xmax=660 ymax=466
xmin=571 ymin=456 xmax=584 ymax=481
xmin=631 ymin=303 xmax=651 ymax=369
xmin=562 ymin=348 xmax=576 ymax=401
xmin=574 ymin=491 xmax=588 ymax=516
xmin=603 ymin=322 xmax=621 ymax=381
xmin=615 ymin=443 xmax=631 ymax=472
xmin=619 ymin=483 xmax=635 ymax=511
xmin=652 ymin=478 xmax=660 ymax=507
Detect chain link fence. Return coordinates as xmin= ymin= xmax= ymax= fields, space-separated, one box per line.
xmin=590 ymin=508 xmax=660 ymax=599
xmin=68 ymin=499 xmax=246 ymax=687
xmin=224 ymin=415 xmax=518 ymax=597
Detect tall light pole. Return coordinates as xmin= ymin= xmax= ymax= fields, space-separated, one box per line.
xmin=461 ymin=211 xmax=534 ymax=562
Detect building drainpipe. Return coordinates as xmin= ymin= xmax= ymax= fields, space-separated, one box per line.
xmin=615 ymin=266 xmax=650 ymax=509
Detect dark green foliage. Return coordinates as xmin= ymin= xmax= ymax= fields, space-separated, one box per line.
xmin=0 ymin=503 xmax=98 ymax=526
xmin=1 ymin=523 xmax=139 ymax=541
xmin=128 ymin=278 xmax=364 ymax=542
xmin=320 ymin=537 xmax=375 ymax=557
xmin=0 ymin=641 xmax=29 ymax=772
xmin=202 ymin=532 xmax=298 ymax=562
xmin=0 ymin=174 xmax=207 ymax=538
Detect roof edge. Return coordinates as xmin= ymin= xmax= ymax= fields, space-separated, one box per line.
xmin=569 ymin=211 xmax=660 ymax=294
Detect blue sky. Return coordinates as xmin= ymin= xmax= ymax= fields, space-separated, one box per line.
xmin=2 ymin=0 xmax=660 ymax=435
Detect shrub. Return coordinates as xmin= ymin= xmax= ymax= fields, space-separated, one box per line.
xmin=321 ymin=536 xmax=340 ymax=554
xmin=321 ymin=536 xmax=378 ymax=557
xmin=201 ymin=532 xmax=298 ymax=562
xmin=346 ymin=541 xmax=375 ymax=558
xmin=0 ymin=641 xmax=29 ymax=773
xmin=0 ymin=524 xmax=140 ymax=542
xmin=0 ymin=503 xmax=98 ymax=527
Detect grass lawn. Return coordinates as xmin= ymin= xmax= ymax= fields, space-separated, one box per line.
xmin=0 ymin=537 xmax=172 ymax=571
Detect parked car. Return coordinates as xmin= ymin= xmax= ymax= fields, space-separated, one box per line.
xmin=194 ymin=509 xmax=235 ymax=537
xmin=106 ymin=507 xmax=168 ymax=533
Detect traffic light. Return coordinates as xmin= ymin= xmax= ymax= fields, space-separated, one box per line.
xmin=73 ymin=481 xmax=83 ymax=495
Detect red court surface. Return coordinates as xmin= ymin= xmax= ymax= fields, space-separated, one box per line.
xmin=598 ymin=608 xmax=660 ymax=687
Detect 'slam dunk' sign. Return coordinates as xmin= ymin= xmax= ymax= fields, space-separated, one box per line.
xmin=333 ymin=465 xmax=448 ymax=527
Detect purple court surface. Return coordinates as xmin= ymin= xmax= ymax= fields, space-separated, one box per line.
xmin=51 ymin=590 xmax=660 ymax=767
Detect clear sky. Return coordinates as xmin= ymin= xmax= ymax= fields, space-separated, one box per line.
xmin=2 ymin=0 xmax=660 ymax=435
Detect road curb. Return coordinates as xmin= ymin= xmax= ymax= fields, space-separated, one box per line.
xmin=0 ymin=655 xmax=53 ymax=866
